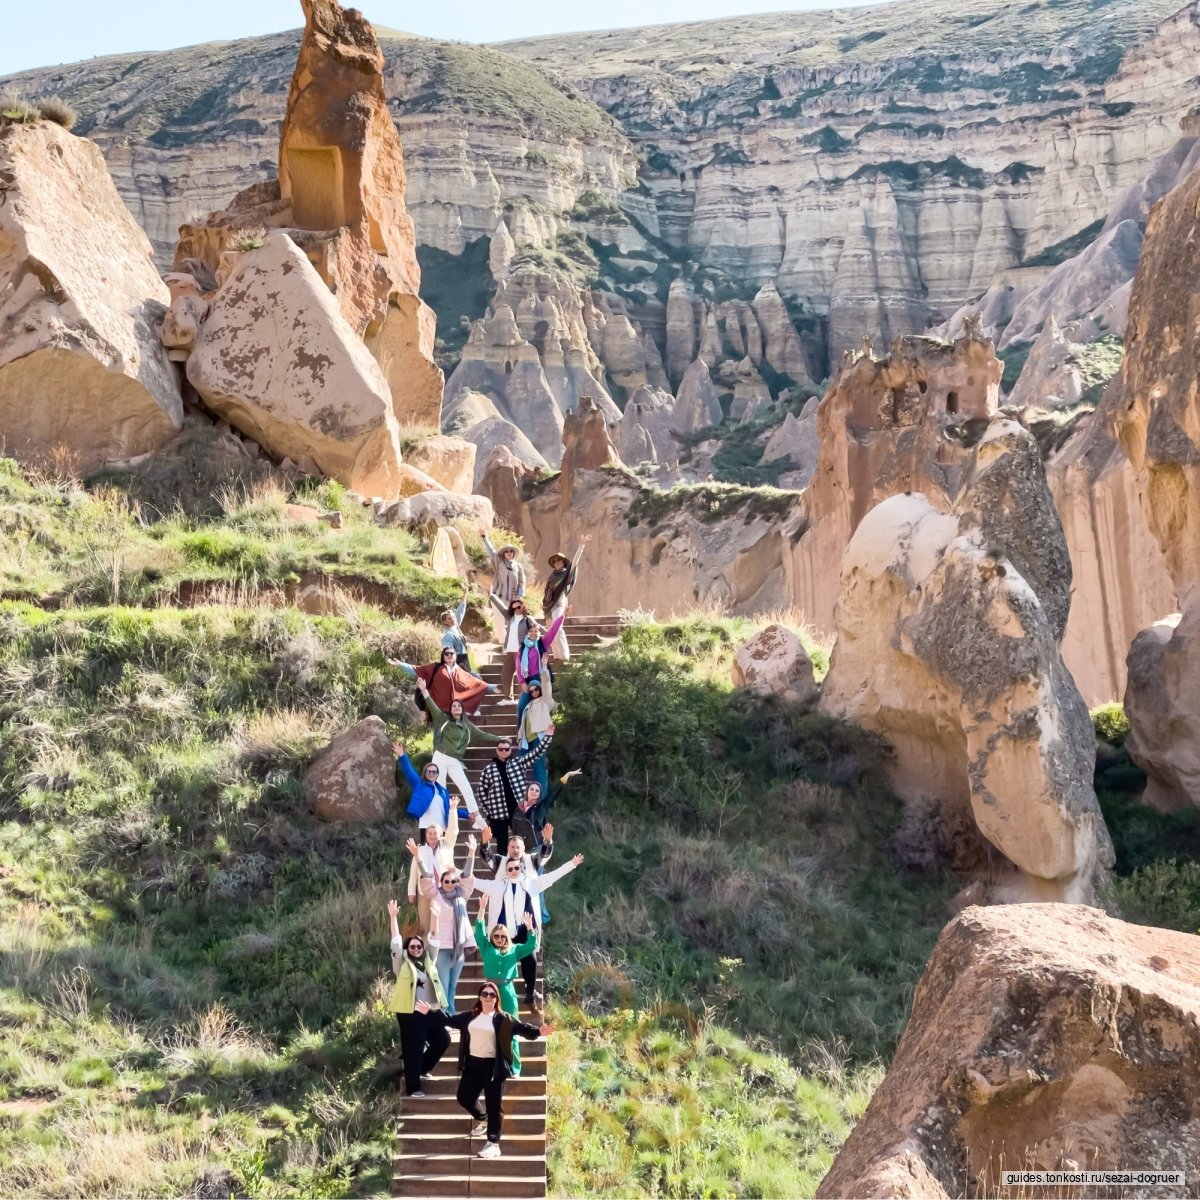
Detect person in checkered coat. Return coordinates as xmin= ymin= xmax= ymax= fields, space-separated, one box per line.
xmin=476 ymin=728 xmax=554 ymax=852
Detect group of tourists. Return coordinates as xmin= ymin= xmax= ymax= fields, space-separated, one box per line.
xmin=386 ymin=536 xmax=590 ymax=1160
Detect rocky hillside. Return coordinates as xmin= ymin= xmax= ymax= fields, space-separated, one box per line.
xmin=4 ymin=0 xmax=1196 ymax=377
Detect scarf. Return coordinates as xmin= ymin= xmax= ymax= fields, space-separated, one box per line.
xmin=437 ymin=885 xmax=470 ymax=966
xmin=543 ymin=567 xmax=570 ymax=612
xmin=519 ymin=636 xmax=538 ymax=680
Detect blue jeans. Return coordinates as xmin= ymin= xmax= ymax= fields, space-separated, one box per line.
xmin=436 ymin=948 xmax=465 ymax=1015
xmin=516 ymin=690 xmax=530 ymax=735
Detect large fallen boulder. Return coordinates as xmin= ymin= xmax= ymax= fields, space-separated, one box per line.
xmin=818 ymin=904 xmax=1200 ymax=1198
xmin=403 ymin=434 xmax=476 ymax=495
xmin=306 ymin=716 xmax=394 ymax=822
xmin=375 ymin=490 xmax=494 ymax=531
xmin=732 ymin=624 xmax=818 ymax=706
xmin=1125 ymin=598 xmax=1200 ymax=813
xmin=0 ymin=119 xmax=182 ymax=471
xmin=820 ymin=422 xmax=1112 ymax=902
xmin=187 ymin=232 xmax=405 ymax=497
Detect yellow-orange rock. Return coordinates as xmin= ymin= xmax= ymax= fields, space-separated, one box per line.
xmin=1119 ymin=155 xmax=1200 ymax=600
xmin=403 ymin=434 xmax=477 ymax=495
xmin=175 ymin=0 xmax=442 ymax=428
xmin=818 ymin=905 xmax=1200 ymax=1198
xmin=0 ymin=120 xmax=181 ymax=471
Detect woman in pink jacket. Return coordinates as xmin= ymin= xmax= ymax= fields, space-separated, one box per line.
xmin=514 ymin=611 xmax=565 ymax=733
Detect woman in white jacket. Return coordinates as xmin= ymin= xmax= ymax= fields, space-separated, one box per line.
xmin=406 ymin=810 xmax=458 ymax=938
xmin=476 ymin=852 xmax=583 ymax=1009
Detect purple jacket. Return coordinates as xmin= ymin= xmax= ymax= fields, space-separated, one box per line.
xmin=513 ymin=614 xmax=565 ymax=686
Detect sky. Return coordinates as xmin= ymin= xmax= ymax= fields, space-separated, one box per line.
xmin=0 ymin=0 xmax=877 ymax=78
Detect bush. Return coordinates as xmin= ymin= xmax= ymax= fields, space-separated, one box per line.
xmin=1091 ymin=703 xmax=1130 ymax=748
xmin=35 ymin=96 xmax=78 ymax=129
xmin=1110 ymin=859 xmax=1200 ymax=934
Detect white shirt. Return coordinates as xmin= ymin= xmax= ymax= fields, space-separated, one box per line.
xmin=468 ymin=1012 xmax=497 ymax=1058
xmin=476 ymin=858 xmax=579 ymax=935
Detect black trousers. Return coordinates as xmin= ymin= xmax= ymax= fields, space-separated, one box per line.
xmin=488 ymin=819 xmax=510 ymax=857
xmin=396 ymin=1011 xmax=450 ymax=1094
xmin=458 ymin=1054 xmax=504 ymax=1143
xmin=514 ymin=925 xmax=538 ymax=998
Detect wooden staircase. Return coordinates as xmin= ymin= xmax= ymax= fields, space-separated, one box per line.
xmin=392 ymin=614 xmax=621 ymax=1200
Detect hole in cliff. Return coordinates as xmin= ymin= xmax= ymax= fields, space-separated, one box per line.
xmin=889 ymin=388 xmax=903 ymax=423
xmin=286 ymin=147 xmax=346 ymax=231
xmin=917 ymin=380 xmax=928 ymax=394
xmin=946 ymin=390 xmax=960 ymax=415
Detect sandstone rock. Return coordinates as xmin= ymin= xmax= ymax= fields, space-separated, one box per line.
xmin=1047 ymin=387 xmax=1176 ymax=704
xmin=560 ymin=394 xmax=623 ymax=481
xmin=728 ymin=356 xmax=772 ymax=423
xmin=187 ymin=231 xmax=405 ymax=497
xmin=1119 ymin=154 xmax=1200 ymax=598
xmin=618 ymin=385 xmax=676 ymax=467
xmin=306 ymin=715 xmax=395 ymax=822
xmin=158 ymin=272 xmax=209 ymax=361
xmin=456 ymin=415 xmax=549 ymax=491
xmin=819 ymin=422 xmax=1112 ymax=901
xmin=393 ymin=463 xmax=447 ymax=497
xmin=403 ymin=433 xmax=476 ymax=495
xmin=761 ymin=404 xmax=819 ymax=488
xmin=1125 ymin=599 xmax=1200 ymax=813
xmin=175 ymin=0 xmax=443 ymax=426
xmin=441 ymin=388 xmax=501 ymax=433
xmin=488 ymin=218 xmax=514 ymax=280
xmin=0 ymin=120 xmax=182 ymax=471
xmin=731 ymin=624 xmax=817 ymax=705
xmin=429 ymin=524 xmax=474 ymax=578
xmin=1005 ymin=317 xmax=1084 ymax=408
xmin=791 ymin=329 xmax=1001 ymax=639
xmin=1001 ymin=220 xmax=1143 ymax=349
xmin=375 ymin=490 xmax=494 ymax=530
xmin=818 ymin=904 xmax=1200 ymax=1198
xmin=672 ymin=359 xmax=723 ymax=433
xmin=751 ymin=282 xmax=812 ymax=386
xmin=665 ymin=279 xmax=700 ymax=386
xmin=476 ymin=443 xmax=540 ymax=531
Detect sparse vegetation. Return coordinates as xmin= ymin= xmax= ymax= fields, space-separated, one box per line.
xmin=1023 ymin=218 xmax=1105 ymax=268
xmin=229 ymin=225 xmax=266 ymax=251
xmin=626 ymin=478 xmax=799 ymax=527
xmin=34 ymin=95 xmax=79 ymax=129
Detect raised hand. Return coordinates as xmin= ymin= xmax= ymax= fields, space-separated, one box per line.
xmin=565 ymin=768 xmax=583 ymax=779
xmin=571 ymin=854 xmax=584 ymax=867
xmin=417 ymin=678 xmax=428 ymax=693
xmin=520 ymin=914 xmax=533 ymax=929
xmin=481 ymin=824 xmax=493 ymax=844
xmin=387 ymin=898 xmax=399 ymax=918
xmin=539 ymin=1023 xmax=554 ymax=1036
xmin=542 ymin=823 xmax=554 ymax=842
xmin=393 ymin=740 xmax=405 ymax=757
xmin=405 ymin=837 xmax=420 ymax=858
xmin=545 ymin=722 xmax=556 ymax=736
xmin=466 ymin=834 xmax=477 ymax=854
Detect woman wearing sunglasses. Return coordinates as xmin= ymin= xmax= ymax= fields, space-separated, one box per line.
xmin=387 ymin=900 xmax=451 ymax=1098
xmin=488 ymin=593 xmax=531 ymax=704
xmin=408 ymin=835 xmax=477 ymax=1015
xmin=473 ymin=892 xmax=539 ymax=1073
xmin=417 ymin=984 xmax=551 ymax=1159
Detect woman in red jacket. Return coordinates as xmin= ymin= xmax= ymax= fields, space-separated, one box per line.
xmin=389 ymin=646 xmax=492 ymax=716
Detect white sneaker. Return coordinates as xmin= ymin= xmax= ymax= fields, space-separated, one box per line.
xmin=477 ymin=1141 xmax=501 ymax=1159
xmin=470 ymin=1121 xmax=487 ymax=1138
xmin=496 ymin=698 xmax=518 ymax=706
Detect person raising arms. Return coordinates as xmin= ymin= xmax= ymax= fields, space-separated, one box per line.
xmin=475 ymin=727 xmax=554 ymax=853
xmin=541 ymin=536 xmax=590 ymax=661
xmin=419 ymin=678 xmax=505 ymax=829
xmin=388 ymin=647 xmax=492 ymax=719
xmin=409 ymin=835 xmax=478 ymax=1015
xmin=406 ymin=811 xmax=459 ymax=938
xmin=417 ymin=985 xmax=551 ymax=1159
xmin=386 ymin=901 xmax=451 ymax=1098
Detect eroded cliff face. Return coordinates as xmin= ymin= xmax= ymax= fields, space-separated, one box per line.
xmin=4 ymin=0 xmax=1197 ymax=387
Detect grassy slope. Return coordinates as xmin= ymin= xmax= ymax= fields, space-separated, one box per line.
xmin=0 ymin=455 xmax=1196 ymax=1197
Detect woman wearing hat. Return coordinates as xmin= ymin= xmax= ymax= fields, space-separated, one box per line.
xmin=541 ymin=535 xmax=590 ymax=661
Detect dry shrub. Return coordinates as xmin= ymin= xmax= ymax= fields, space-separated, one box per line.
xmin=34 ymin=96 xmax=78 ymax=129
xmin=233 ymin=709 xmax=327 ymax=768
xmin=161 ymin=1001 xmax=271 ymax=1071
xmin=22 ymin=444 xmax=83 ymax=487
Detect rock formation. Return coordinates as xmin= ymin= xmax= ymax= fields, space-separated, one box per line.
xmin=187 ymin=232 xmax=405 ymax=497
xmin=790 ymin=328 xmax=1001 ymax=639
xmin=1125 ymin=603 xmax=1200 ymax=812
xmin=731 ymin=625 xmax=818 ymax=707
xmin=175 ymin=0 xmax=442 ymax=429
xmin=402 ymin=434 xmax=476 ymax=495
xmin=819 ymin=422 xmax=1112 ymax=902
xmin=306 ymin=715 xmax=395 ymax=822
xmin=818 ymin=904 xmax=1200 ymax=1198
xmin=0 ymin=119 xmax=181 ymax=471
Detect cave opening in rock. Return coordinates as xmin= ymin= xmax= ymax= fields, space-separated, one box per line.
xmin=946 ymin=390 xmax=960 ymax=415
xmin=286 ymin=147 xmax=345 ymax=231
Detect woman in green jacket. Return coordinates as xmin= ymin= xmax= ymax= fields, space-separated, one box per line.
xmin=474 ymin=893 xmax=538 ymax=1073
xmin=387 ymin=899 xmax=451 ymax=1097
xmin=419 ymin=677 xmax=504 ymax=829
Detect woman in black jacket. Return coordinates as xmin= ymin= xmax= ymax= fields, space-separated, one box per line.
xmin=417 ymin=985 xmax=551 ymax=1158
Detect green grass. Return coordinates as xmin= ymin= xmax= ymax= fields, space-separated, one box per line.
xmin=0 ymin=449 xmax=478 ymax=623
xmin=626 ymin=476 xmax=799 ymax=527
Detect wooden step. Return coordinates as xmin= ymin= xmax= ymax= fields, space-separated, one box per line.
xmin=402 ymin=1073 xmax=545 ymax=1099
xmin=393 ymin=1174 xmax=546 ymax=1198
xmin=395 ymin=1153 xmax=546 ymax=1179
xmin=398 ymin=1112 xmax=546 ymax=1137
xmin=396 ymin=1132 xmax=546 ymax=1157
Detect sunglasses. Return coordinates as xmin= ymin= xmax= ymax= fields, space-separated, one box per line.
xmin=481 ymin=991 xmax=498 ymax=999
xmin=497 ymin=745 xmax=512 ymax=754
xmin=506 ymin=865 xmax=521 ymax=873
xmin=441 ymin=876 xmax=459 ymax=886
xmin=492 ymin=934 xmax=509 ymax=942
xmin=408 ymin=943 xmax=424 ymax=954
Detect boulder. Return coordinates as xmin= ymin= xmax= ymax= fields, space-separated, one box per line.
xmin=1005 ymin=317 xmax=1084 ymax=409
xmin=0 ymin=120 xmax=182 ymax=471
xmin=158 ymin=273 xmax=209 ymax=361
xmin=818 ymin=904 xmax=1200 ymax=1198
xmin=819 ymin=422 xmax=1112 ymax=901
xmin=187 ymin=231 xmax=405 ymax=497
xmin=761 ymin=404 xmax=819 ymax=489
xmin=456 ymin=415 xmax=549 ymax=491
xmin=728 ymin=356 xmax=772 ymax=423
xmin=731 ymin=624 xmax=817 ymax=706
xmin=1125 ymin=599 xmax=1200 ymax=813
xmin=560 ymin=394 xmax=623 ymax=482
xmin=403 ymin=434 xmax=476 ymax=495
xmin=375 ymin=490 xmax=494 ymax=530
xmin=307 ymin=715 xmax=395 ymax=822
